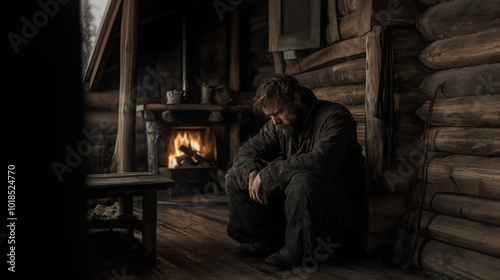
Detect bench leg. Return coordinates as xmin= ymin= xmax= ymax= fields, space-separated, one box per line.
xmin=119 ymin=195 xmax=134 ymax=235
xmin=142 ymin=190 xmax=157 ymax=263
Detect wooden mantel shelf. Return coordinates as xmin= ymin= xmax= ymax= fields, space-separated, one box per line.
xmin=137 ymin=103 xmax=223 ymax=112
xmin=137 ymin=103 xmax=253 ymax=113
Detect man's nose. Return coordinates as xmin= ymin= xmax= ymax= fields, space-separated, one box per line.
xmin=271 ymin=116 xmax=281 ymax=125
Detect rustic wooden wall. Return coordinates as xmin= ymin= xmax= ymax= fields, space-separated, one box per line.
xmin=407 ymin=0 xmax=500 ymax=279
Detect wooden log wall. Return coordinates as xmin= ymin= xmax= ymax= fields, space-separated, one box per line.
xmin=408 ymin=0 xmax=500 ymax=278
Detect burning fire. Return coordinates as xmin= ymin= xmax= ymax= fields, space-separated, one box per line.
xmin=168 ymin=130 xmax=206 ymax=168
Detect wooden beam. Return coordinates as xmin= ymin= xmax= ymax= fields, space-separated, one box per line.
xmin=423 ymin=191 xmax=500 ymax=227
xmin=312 ymin=84 xmax=366 ymax=106
xmin=113 ymin=0 xmax=138 ymax=172
xmin=84 ymin=0 xmax=123 ymax=91
xmin=418 ymin=63 xmax=500 ymax=99
xmin=419 ymin=28 xmax=500 ymax=70
xmin=272 ymin=52 xmax=285 ymax=74
xmin=417 ymin=0 xmax=500 ymax=41
xmin=413 ymin=238 xmax=500 ymax=280
xmin=228 ymin=8 xmax=240 ymax=92
xmin=425 ymin=153 xmax=500 ymax=200
xmin=427 ymin=127 xmax=500 ymax=157
xmin=293 ymin=58 xmax=366 ymax=88
xmin=284 ymin=36 xmax=366 ymax=75
xmin=416 ymin=94 xmax=500 ymax=127
xmin=364 ymin=26 xmax=384 ymax=194
xmin=268 ymin=0 xmax=280 ymax=53
xmin=417 ymin=211 xmax=500 ymax=257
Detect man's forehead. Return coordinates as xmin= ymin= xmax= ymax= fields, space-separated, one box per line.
xmin=263 ymin=99 xmax=283 ymax=114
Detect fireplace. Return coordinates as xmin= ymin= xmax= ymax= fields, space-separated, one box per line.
xmin=138 ymin=103 xmax=256 ymax=197
xmin=163 ymin=127 xmax=217 ymax=168
xmin=157 ymin=122 xmax=227 ymax=196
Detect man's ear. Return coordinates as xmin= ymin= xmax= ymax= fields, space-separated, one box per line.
xmin=293 ymin=92 xmax=301 ymax=104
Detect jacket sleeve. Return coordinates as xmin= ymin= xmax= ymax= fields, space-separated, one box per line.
xmin=230 ymin=120 xmax=281 ymax=189
xmin=259 ymin=113 xmax=357 ymax=194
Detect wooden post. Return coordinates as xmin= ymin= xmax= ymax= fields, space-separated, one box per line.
xmin=229 ymin=113 xmax=242 ymax=161
xmin=142 ymin=190 xmax=158 ymax=263
xmin=228 ymin=7 xmax=240 ymax=91
xmin=272 ymin=52 xmax=285 ymax=74
xmin=113 ymin=0 xmax=138 ymax=172
xmin=146 ymin=120 xmax=161 ymax=175
xmin=364 ymin=26 xmax=384 ymax=194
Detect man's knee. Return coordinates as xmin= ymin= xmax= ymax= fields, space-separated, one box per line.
xmin=284 ymin=173 xmax=325 ymax=197
xmin=225 ymin=168 xmax=244 ymax=193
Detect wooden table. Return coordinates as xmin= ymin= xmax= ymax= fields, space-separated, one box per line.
xmin=85 ymin=172 xmax=175 ymax=262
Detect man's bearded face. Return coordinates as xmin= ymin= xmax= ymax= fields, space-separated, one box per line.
xmin=264 ymin=99 xmax=301 ymax=136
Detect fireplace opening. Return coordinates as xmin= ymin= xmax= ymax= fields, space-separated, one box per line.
xmin=158 ymin=125 xmax=226 ymax=197
xmin=166 ymin=128 xmax=217 ymax=168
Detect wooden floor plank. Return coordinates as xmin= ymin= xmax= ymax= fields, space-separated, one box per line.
xmin=91 ymin=194 xmax=427 ymax=280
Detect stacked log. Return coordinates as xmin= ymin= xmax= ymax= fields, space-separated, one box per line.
xmin=336 ymin=0 xmax=359 ymax=40
xmin=408 ymin=0 xmax=500 ymax=278
xmin=412 ymin=238 xmax=500 ymax=280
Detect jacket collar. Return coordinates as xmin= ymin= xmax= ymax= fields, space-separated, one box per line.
xmin=299 ymin=94 xmax=318 ymax=139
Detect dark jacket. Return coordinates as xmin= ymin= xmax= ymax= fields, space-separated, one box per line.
xmin=231 ymin=95 xmax=365 ymax=200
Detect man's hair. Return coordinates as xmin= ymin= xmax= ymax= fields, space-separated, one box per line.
xmin=253 ymin=74 xmax=314 ymax=116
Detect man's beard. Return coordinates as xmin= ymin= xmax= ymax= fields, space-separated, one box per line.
xmin=276 ymin=114 xmax=299 ymax=136
xmin=277 ymin=123 xmax=297 ymax=136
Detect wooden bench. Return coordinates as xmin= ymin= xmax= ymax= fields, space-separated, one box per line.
xmin=85 ymin=172 xmax=175 ymax=262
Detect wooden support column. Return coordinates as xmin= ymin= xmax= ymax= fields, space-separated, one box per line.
xmin=229 ymin=113 xmax=242 ymax=160
xmin=228 ymin=7 xmax=240 ymax=91
xmin=146 ymin=119 xmax=161 ymax=175
xmin=365 ymin=26 xmax=384 ymax=194
xmin=113 ymin=0 xmax=138 ymax=172
xmin=142 ymin=189 xmax=158 ymax=262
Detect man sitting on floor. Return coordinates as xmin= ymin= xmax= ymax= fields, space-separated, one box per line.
xmin=225 ymin=74 xmax=365 ymax=269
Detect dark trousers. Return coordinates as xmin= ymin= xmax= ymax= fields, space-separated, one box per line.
xmin=225 ymin=168 xmax=363 ymax=258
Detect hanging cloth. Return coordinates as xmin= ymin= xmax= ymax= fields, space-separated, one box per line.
xmin=375 ymin=26 xmax=398 ymax=163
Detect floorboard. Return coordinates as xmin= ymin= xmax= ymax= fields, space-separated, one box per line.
xmin=90 ymin=194 xmax=428 ymax=280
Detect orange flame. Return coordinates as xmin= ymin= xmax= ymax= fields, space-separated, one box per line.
xmin=168 ymin=131 xmax=206 ymax=168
